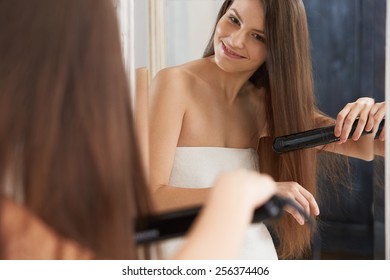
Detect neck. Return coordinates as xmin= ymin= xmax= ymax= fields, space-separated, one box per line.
xmin=207 ymin=56 xmax=255 ymax=104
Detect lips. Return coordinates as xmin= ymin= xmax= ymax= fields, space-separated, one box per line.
xmin=221 ymin=42 xmax=246 ymax=59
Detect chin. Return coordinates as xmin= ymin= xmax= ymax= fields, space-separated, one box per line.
xmin=214 ymin=55 xmax=233 ymax=72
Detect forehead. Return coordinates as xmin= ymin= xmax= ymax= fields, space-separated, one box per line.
xmin=228 ymin=0 xmax=265 ymax=28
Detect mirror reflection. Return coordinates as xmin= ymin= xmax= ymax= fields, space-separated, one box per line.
xmin=146 ymin=0 xmax=386 ymax=260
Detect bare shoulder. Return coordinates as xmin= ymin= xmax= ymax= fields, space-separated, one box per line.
xmin=150 ymin=59 xmax=208 ymax=106
xmin=151 ymin=61 xmax=203 ymax=91
xmin=152 ymin=65 xmax=192 ymax=85
xmin=0 ymin=198 xmax=92 ymax=259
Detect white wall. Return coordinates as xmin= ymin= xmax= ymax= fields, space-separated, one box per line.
xmin=115 ymin=0 xmax=148 ymax=69
xmin=166 ymin=0 xmax=224 ymax=66
xmin=134 ymin=0 xmax=149 ymax=68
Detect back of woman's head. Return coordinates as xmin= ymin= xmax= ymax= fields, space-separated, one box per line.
xmin=0 ymin=0 xmax=150 ymax=259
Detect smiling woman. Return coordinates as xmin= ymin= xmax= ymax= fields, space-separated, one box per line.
xmin=148 ymin=0 xmax=385 ymax=260
xmin=149 ymin=0 xmax=279 ymax=259
xmin=212 ymin=1 xmax=268 ymax=73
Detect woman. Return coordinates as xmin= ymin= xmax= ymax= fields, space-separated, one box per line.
xmin=0 ymin=0 xmax=277 ymax=259
xmin=149 ymin=0 xmax=385 ymax=259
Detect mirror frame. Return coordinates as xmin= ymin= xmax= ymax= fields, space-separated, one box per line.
xmin=115 ymin=0 xmax=136 ymax=108
xmin=148 ymin=0 xmax=166 ymax=80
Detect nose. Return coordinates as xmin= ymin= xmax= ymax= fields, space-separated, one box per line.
xmin=230 ymin=29 xmax=246 ymax=49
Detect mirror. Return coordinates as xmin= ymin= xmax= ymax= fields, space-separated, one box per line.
xmin=144 ymin=0 xmax=386 ymax=259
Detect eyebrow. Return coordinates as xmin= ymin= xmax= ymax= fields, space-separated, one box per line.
xmin=230 ymin=8 xmax=265 ymax=35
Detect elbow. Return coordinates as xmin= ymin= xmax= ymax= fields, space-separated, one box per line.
xmin=354 ymin=149 xmax=375 ymax=161
xmin=150 ymin=183 xmax=165 ymax=196
xmin=360 ymin=154 xmax=375 ymax=162
xmin=149 ymin=184 xmax=167 ymax=213
xmin=351 ymin=137 xmax=376 ymax=161
xmin=374 ymin=141 xmax=385 ymax=157
xmin=352 ymin=146 xmax=375 ymax=161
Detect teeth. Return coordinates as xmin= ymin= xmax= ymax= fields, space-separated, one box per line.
xmin=227 ymin=49 xmax=237 ymax=56
xmin=223 ymin=42 xmax=241 ymax=57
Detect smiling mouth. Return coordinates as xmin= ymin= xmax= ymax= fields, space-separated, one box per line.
xmin=221 ymin=42 xmax=246 ymax=59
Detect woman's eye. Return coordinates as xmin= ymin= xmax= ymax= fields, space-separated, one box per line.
xmin=229 ymin=16 xmax=240 ymax=25
xmin=253 ymin=33 xmax=265 ymax=42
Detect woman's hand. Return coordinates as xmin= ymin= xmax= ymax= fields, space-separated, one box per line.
xmin=335 ymin=97 xmax=385 ymax=143
xmin=276 ymin=181 xmax=319 ymax=225
xmin=176 ymin=170 xmax=276 ymax=259
xmin=212 ymin=170 xmax=277 ymax=211
xmin=366 ymin=101 xmax=386 ymax=141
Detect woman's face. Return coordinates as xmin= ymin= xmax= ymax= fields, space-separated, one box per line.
xmin=214 ymin=0 xmax=267 ymax=75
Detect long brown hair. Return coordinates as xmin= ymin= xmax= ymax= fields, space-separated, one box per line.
xmin=0 ymin=0 xmax=151 ymax=259
xmin=204 ymin=0 xmax=324 ymax=259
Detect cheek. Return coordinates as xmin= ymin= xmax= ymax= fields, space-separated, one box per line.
xmin=215 ymin=18 xmax=232 ymax=38
xmin=250 ymin=44 xmax=267 ymax=64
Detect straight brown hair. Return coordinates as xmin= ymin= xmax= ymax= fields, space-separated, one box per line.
xmin=0 ymin=0 xmax=151 ymax=259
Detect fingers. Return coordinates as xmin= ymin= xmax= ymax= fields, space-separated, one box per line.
xmin=283 ymin=205 xmax=306 ymax=225
xmin=335 ymin=98 xmax=387 ymax=143
xmin=276 ymin=182 xmax=319 ymax=225
xmin=367 ymin=102 xmax=386 ymax=141
xmin=335 ymin=98 xmax=374 ymax=143
xmin=298 ymin=187 xmax=320 ymax=216
xmin=216 ymin=173 xmax=319 ymax=226
xmin=379 ymin=126 xmax=385 ymax=141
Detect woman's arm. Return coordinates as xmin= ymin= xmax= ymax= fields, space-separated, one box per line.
xmin=174 ymin=170 xmax=276 ymax=259
xmin=367 ymin=101 xmax=385 ymax=156
xmin=318 ymin=98 xmax=385 ymax=160
xmin=149 ymin=68 xmax=209 ymax=212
